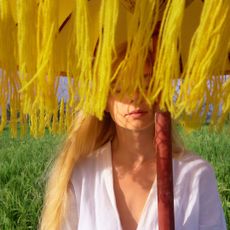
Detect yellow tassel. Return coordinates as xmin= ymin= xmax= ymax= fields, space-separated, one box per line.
xmin=176 ymin=0 xmax=230 ymax=128
xmin=0 ymin=97 xmax=7 ymax=132
xmin=30 ymin=101 xmax=38 ymax=138
xmin=51 ymin=100 xmax=59 ymax=134
xmin=58 ymin=98 xmax=65 ymax=134
xmin=19 ymin=105 xmax=27 ymax=138
xmin=45 ymin=112 xmax=52 ymax=132
xmin=38 ymin=97 xmax=45 ymax=137
xmin=17 ymin=0 xmax=37 ymax=114
xmin=0 ymin=0 xmax=19 ymax=134
xmin=114 ymin=0 xmax=159 ymax=101
xmin=9 ymin=94 xmax=18 ymax=138
xmin=75 ymin=0 xmax=119 ymax=118
xmin=72 ymin=0 xmax=92 ymax=113
xmin=0 ymin=72 xmax=7 ymax=132
xmin=149 ymin=0 xmax=185 ymax=113
xmin=65 ymin=101 xmax=73 ymax=132
xmin=39 ymin=0 xmax=59 ymax=116
xmin=0 ymin=0 xmax=230 ymax=137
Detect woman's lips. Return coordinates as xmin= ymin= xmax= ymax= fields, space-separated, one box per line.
xmin=125 ymin=109 xmax=147 ymax=118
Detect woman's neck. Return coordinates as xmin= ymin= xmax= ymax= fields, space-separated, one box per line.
xmin=111 ymin=124 xmax=156 ymax=168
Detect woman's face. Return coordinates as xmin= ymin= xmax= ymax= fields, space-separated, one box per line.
xmin=107 ymin=63 xmax=155 ymax=131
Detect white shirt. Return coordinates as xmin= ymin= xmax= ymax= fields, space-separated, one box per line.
xmin=63 ymin=141 xmax=227 ymax=230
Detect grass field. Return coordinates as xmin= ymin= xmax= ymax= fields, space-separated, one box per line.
xmin=0 ymin=125 xmax=229 ymax=229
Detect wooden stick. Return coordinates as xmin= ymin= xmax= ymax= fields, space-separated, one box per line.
xmin=155 ymin=111 xmax=175 ymax=230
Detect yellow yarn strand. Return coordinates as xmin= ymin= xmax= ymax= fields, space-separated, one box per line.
xmin=51 ymin=99 xmax=59 ymax=135
xmin=73 ymin=0 xmax=93 ymax=114
xmin=9 ymin=94 xmax=17 ymax=138
xmin=19 ymin=103 xmax=27 ymax=138
xmin=0 ymin=0 xmax=20 ymax=137
xmin=65 ymin=100 xmax=72 ymax=132
xmin=176 ymin=0 xmax=230 ymax=127
xmin=88 ymin=0 xmax=119 ymax=118
xmin=17 ymin=0 xmax=37 ymax=114
xmin=58 ymin=98 xmax=65 ymax=134
xmin=113 ymin=0 xmax=159 ymax=101
xmin=148 ymin=0 xmax=185 ymax=113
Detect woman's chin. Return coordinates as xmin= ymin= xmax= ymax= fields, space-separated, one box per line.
xmin=116 ymin=120 xmax=155 ymax=132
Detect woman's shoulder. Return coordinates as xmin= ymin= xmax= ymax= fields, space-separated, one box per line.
xmin=173 ymin=151 xmax=216 ymax=185
xmin=173 ymin=151 xmax=226 ymax=229
xmin=71 ymin=141 xmax=111 ymax=184
xmin=175 ymin=151 xmax=213 ymax=169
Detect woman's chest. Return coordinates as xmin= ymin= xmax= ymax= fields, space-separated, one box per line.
xmin=112 ymin=168 xmax=156 ymax=230
xmin=114 ymin=178 xmax=151 ymax=230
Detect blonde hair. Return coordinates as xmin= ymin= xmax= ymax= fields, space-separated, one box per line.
xmin=39 ymin=110 xmax=184 ymax=229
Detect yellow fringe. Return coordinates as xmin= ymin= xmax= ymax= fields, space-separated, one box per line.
xmin=17 ymin=0 xmax=37 ymax=114
xmin=51 ymin=99 xmax=59 ymax=135
xmin=58 ymin=98 xmax=65 ymax=134
xmin=176 ymin=0 xmax=230 ymax=128
xmin=73 ymin=0 xmax=93 ymax=114
xmin=0 ymin=0 xmax=230 ymax=137
xmin=19 ymin=104 xmax=27 ymax=138
xmin=110 ymin=0 xmax=159 ymax=104
xmin=81 ymin=0 xmax=119 ymax=118
xmin=149 ymin=0 xmax=185 ymax=114
xmin=0 ymin=0 xmax=20 ymax=137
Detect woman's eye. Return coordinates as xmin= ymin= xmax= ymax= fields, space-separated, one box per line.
xmin=115 ymin=89 xmax=121 ymax=94
xmin=145 ymin=83 xmax=149 ymax=89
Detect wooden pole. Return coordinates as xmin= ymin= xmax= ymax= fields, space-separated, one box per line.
xmin=155 ymin=111 xmax=175 ymax=230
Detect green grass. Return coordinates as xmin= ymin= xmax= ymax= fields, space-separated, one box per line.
xmin=0 ymin=125 xmax=229 ymax=229
xmin=0 ymin=127 xmax=64 ymax=230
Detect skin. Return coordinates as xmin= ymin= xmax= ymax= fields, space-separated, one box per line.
xmin=107 ymin=63 xmax=157 ymax=230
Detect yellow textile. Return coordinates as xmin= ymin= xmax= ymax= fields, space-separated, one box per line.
xmin=0 ymin=0 xmax=230 ymax=137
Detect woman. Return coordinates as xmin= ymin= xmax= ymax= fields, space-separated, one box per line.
xmin=39 ymin=42 xmax=227 ymax=230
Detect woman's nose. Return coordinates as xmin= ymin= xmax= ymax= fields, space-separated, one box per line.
xmin=129 ymin=90 xmax=141 ymax=104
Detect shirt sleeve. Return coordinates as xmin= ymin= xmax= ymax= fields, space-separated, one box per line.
xmin=62 ymin=182 xmax=78 ymax=230
xmin=198 ymin=164 xmax=227 ymax=230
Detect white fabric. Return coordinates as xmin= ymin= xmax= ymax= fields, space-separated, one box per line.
xmin=63 ymin=141 xmax=227 ymax=230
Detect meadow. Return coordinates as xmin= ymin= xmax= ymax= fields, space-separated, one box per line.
xmin=0 ymin=125 xmax=229 ymax=229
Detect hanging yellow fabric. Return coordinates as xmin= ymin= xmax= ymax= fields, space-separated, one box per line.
xmin=0 ymin=0 xmax=230 ymax=137
xmin=113 ymin=0 xmax=159 ymax=102
xmin=176 ymin=0 xmax=230 ymax=129
xmin=148 ymin=0 xmax=185 ymax=114
xmin=0 ymin=0 xmax=20 ymax=137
